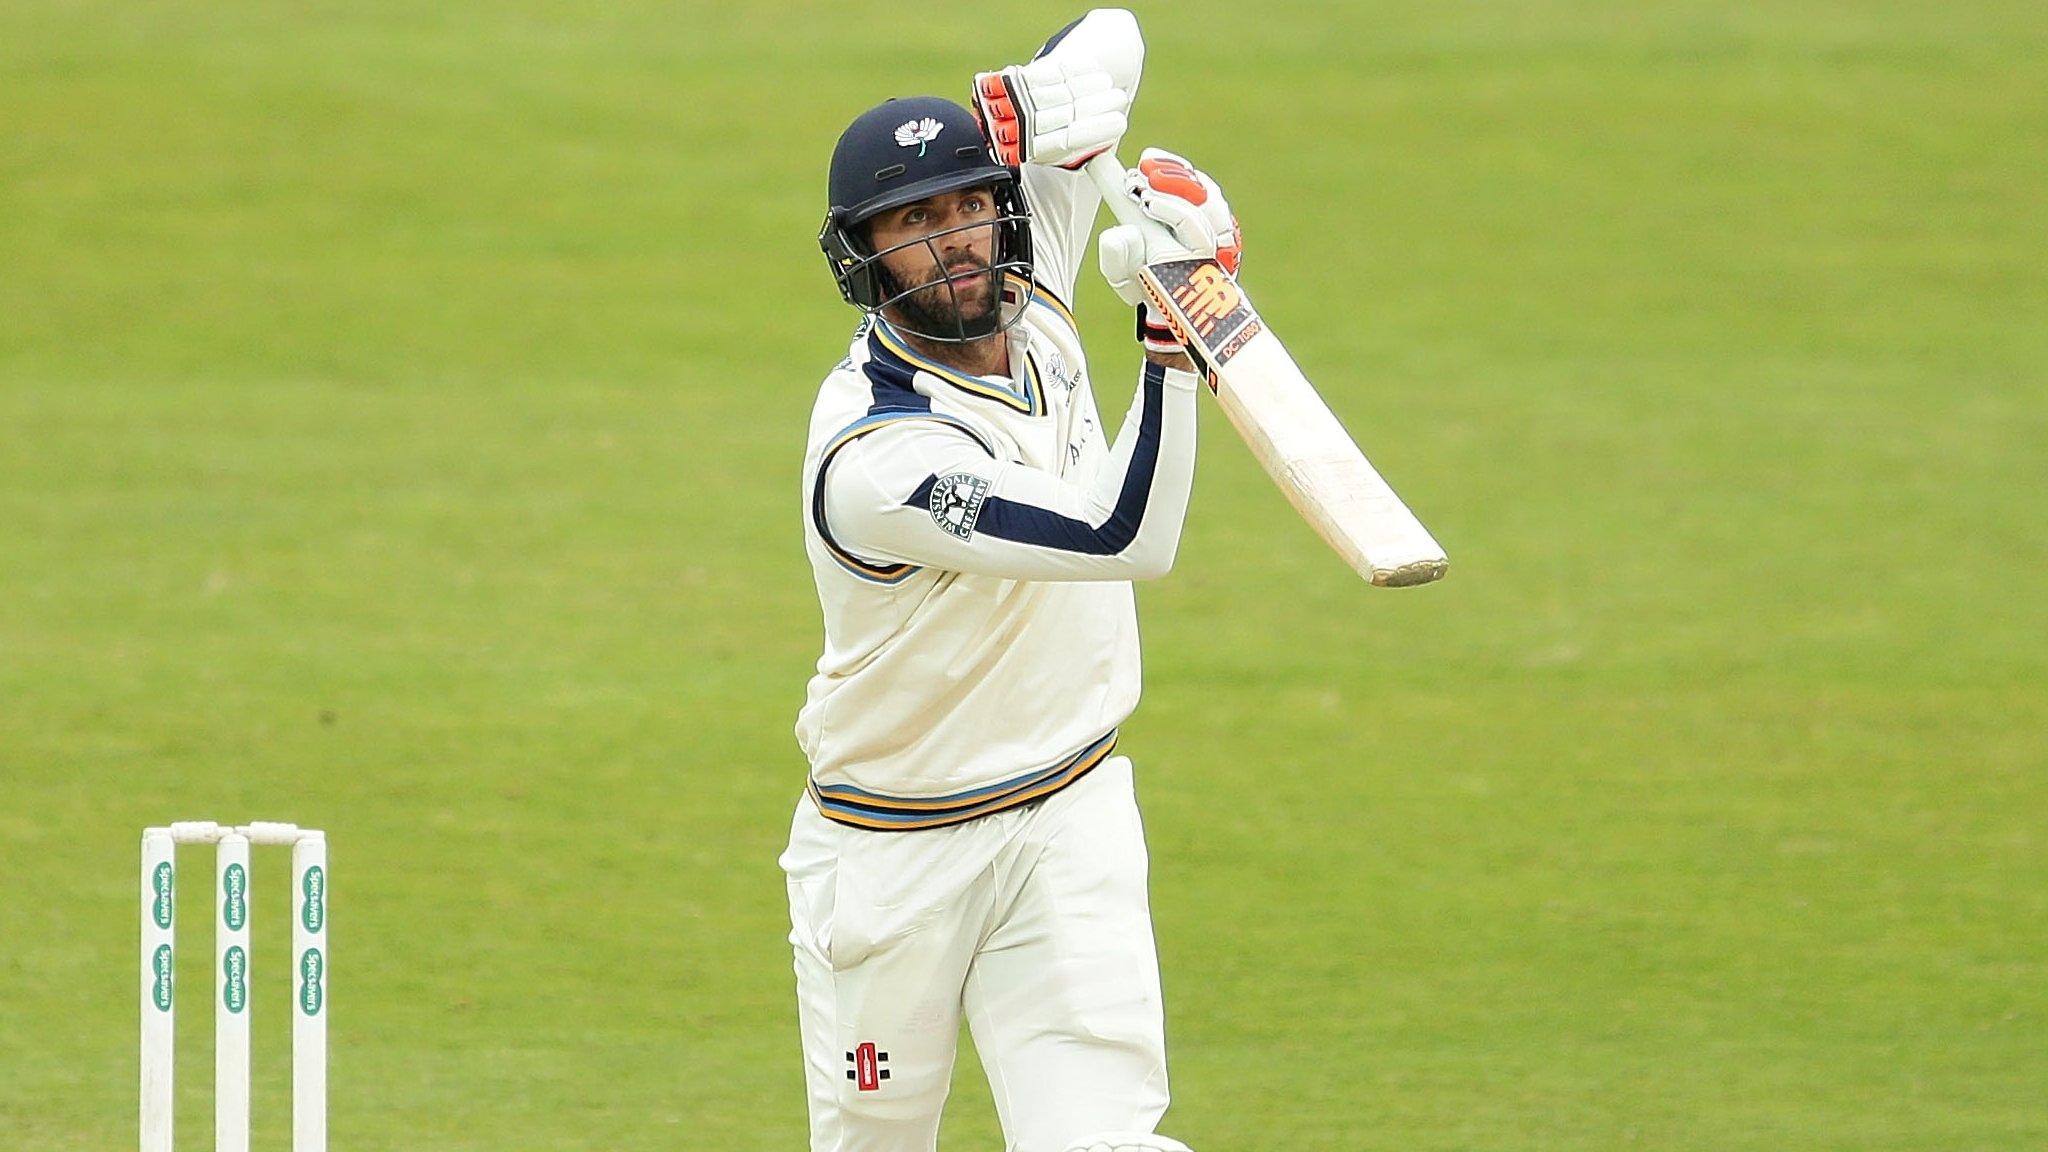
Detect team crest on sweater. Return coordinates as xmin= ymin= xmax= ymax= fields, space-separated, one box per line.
xmin=1043 ymin=349 xmax=1077 ymax=392
xmin=928 ymin=472 xmax=990 ymax=539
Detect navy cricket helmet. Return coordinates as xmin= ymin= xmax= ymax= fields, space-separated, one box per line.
xmin=818 ymin=96 xmax=1035 ymax=341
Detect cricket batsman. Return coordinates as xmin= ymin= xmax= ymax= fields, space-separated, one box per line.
xmin=783 ymin=10 xmax=1242 ymax=1151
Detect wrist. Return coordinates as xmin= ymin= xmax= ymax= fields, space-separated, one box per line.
xmin=1135 ymin=305 xmax=1183 ymax=359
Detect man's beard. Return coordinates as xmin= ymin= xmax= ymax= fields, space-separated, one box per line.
xmin=880 ymin=256 xmax=1001 ymax=341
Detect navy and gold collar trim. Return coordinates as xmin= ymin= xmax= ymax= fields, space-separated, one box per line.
xmin=870 ymin=320 xmax=1046 ymax=416
xmin=867 ymin=273 xmax=1071 ymax=417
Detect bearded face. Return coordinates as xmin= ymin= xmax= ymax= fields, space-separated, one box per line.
xmin=866 ymin=188 xmax=1006 ymax=342
xmin=877 ymin=251 xmax=1001 ymax=340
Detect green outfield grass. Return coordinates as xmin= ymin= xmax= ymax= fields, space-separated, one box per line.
xmin=2 ymin=1 xmax=2043 ymax=1148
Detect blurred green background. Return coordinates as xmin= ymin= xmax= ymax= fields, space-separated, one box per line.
xmin=2 ymin=1 xmax=2043 ymax=1149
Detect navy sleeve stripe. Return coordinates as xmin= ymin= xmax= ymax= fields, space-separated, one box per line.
xmin=943 ymin=362 xmax=1166 ymax=556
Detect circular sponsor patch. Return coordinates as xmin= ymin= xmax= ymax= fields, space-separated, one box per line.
xmin=928 ymin=472 xmax=990 ymax=540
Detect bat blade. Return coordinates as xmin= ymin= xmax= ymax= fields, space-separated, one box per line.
xmin=1139 ymin=257 xmax=1449 ymax=587
xmin=1084 ymin=151 xmax=1448 ymax=587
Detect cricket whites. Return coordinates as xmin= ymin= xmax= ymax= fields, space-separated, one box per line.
xmin=1085 ymin=152 xmax=1450 ymax=588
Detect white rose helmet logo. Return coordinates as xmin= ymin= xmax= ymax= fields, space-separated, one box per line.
xmin=893 ymin=117 xmax=944 ymax=156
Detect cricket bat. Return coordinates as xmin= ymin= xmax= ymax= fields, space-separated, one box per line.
xmin=1085 ymin=152 xmax=1449 ymax=588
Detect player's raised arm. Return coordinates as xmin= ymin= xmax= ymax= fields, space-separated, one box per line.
xmin=972 ymin=8 xmax=1144 ymax=302
xmin=821 ymin=358 xmax=1196 ymax=582
xmin=819 ymin=152 xmax=1244 ymax=583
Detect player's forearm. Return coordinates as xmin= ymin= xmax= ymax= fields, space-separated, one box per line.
xmin=1056 ymin=357 xmax=1200 ymax=579
xmin=890 ymin=358 xmax=1196 ymax=582
xmin=822 ymin=361 xmax=1198 ymax=583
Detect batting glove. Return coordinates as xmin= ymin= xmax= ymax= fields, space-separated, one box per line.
xmin=1126 ymin=148 xmax=1242 ymax=274
xmin=973 ymin=8 xmax=1143 ymax=169
xmin=1098 ymin=149 xmax=1244 ymax=354
xmin=974 ymin=54 xmax=1129 ymax=170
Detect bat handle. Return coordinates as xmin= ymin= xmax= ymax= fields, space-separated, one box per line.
xmin=1086 ymin=147 xmax=1191 ymax=268
xmin=1084 ymin=150 xmax=1150 ymax=231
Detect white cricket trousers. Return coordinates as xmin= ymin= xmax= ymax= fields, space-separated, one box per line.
xmin=780 ymin=755 xmax=1170 ymax=1152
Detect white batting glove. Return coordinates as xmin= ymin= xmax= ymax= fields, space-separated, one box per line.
xmin=1099 ymin=149 xmax=1244 ymax=354
xmin=974 ymin=9 xmax=1143 ymax=169
xmin=974 ymin=54 xmax=1128 ymax=169
xmin=1124 ymin=148 xmax=1242 ymax=275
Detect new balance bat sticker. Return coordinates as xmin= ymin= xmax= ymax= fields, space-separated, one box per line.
xmin=1085 ymin=153 xmax=1449 ymax=587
